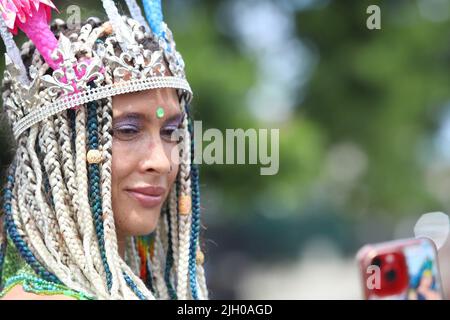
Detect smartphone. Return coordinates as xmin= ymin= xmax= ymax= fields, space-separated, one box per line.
xmin=356 ymin=237 xmax=445 ymax=300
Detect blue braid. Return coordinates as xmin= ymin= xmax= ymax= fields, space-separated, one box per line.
xmin=123 ymin=271 xmax=147 ymax=300
xmin=144 ymin=248 xmax=156 ymax=295
xmin=189 ymin=164 xmax=201 ymax=299
xmin=2 ymin=164 xmax=60 ymax=284
xmin=87 ymin=98 xmax=146 ymax=298
xmin=86 ymin=100 xmax=113 ymax=291
xmin=142 ymin=0 xmax=164 ymax=38
xmin=163 ymin=203 xmax=177 ymax=299
xmin=187 ymin=113 xmax=201 ymax=300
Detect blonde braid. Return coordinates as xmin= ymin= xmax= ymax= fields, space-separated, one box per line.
xmin=14 ymin=142 xmax=84 ymax=291
xmin=159 ymin=208 xmax=169 ymax=253
xmin=197 ymin=264 xmax=209 ymax=299
xmin=20 ymin=42 xmax=69 ymax=272
xmin=54 ymin=114 xmax=78 ymax=219
xmin=125 ymin=237 xmax=140 ymax=276
xmin=39 ymin=118 xmax=91 ymax=284
xmin=10 ymin=152 xmax=26 ymax=241
xmin=10 ymin=169 xmax=24 ymax=240
xmin=24 ymin=127 xmax=68 ymax=269
xmin=60 ymin=109 xmax=109 ymax=297
xmin=151 ymin=218 xmax=169 ymax=299
xmin=15 ymin=152 xmax=44 ymax=264
xmin=177 ymin=114 xmax=193 ymax=299
xmin=73 ymin=107 xmax=110 ymax=298
xmin=57 ymin=110 xmax=109 ymax=296
xmin=168 ymin=186 xmax=179 ymax=287
xmin=98 ymin=96 xmax=125 ymax=298
xmin=29 ymin=134 xmax=66 ymax=265
xmin=16 ymin=136 xmax=52 ymax=268
xmin=118 ymin=258 xmax=155 ymax=299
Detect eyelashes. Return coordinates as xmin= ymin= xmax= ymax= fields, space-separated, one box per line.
xmin=112 ymin=122 xmax=182 ymax=142
xmin=161 ymin=124 xmax=182 ymax=142
xmin=112 ymin=124 xmax=140 ymax=141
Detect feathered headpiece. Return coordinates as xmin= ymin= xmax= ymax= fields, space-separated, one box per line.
xmin=0 ymin=0 xmax=191 ymax=139
xmin=0 ymin=0 xmax=206 ymax=301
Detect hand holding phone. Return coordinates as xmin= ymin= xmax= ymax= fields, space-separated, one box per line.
xmin=356 ymin=237 xmax=444 ymax=300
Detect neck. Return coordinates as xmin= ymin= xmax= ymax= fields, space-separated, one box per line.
xmin=116 ymin=233 xmax=126 ymax=260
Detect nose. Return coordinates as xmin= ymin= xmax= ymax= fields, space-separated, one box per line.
xmin=138 ymin=136 xmax=172 ymax=175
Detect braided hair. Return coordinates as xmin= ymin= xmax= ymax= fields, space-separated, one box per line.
xmin=0 ymin=16 xmax=208 ymax=300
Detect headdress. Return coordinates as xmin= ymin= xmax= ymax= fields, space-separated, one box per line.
xmin=0 ymin=0 xmax=191 ymax=139
xmin=0 ymin=0 xmax=207 ymax=300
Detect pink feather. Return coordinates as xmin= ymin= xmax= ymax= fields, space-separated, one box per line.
xmin=0 ymin=0 xmax=104 ymax=105
xmin=0 ymin=0 xmax=56 ymax=33
xmin=0 ymin=0 xmax=59 ymax=69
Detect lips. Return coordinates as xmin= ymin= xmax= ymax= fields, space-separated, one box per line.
xmin=125 ymin=186 xmax=166 ymax=208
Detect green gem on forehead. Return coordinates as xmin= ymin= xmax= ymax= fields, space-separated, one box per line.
xmin=156 ymin=107 xmax=165 ymax=119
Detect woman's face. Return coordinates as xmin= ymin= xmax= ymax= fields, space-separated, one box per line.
xmin=111 ymin=88 xmax=182 ymax=238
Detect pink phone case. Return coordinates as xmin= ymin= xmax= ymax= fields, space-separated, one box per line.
xmin=356 ymin=237 xmax=445 ymax=300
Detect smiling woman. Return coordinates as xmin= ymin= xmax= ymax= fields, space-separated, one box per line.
xmin=0 ymin=0 xmax=208 ymax=300
xmin=111 ymin=88 xmax=182 ymax=257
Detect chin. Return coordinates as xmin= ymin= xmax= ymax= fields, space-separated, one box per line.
xmin=113 ymin=206 xmax=161 ymax=237
xmin=126 ymin=207 xmax=161 ymax=236
xmin=134 ymin=223 xmax=159 ymax=236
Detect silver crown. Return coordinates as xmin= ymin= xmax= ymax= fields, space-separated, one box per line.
xmin=3 ymin=17 xmax=192 ymax=139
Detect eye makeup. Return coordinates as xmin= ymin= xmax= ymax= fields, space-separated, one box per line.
xmin=113 ymin=114 xmax=142 ymax=130
xmin=112 ymin=111 xmax=184 ymax=141
xmin=163 ymin=112 xmax=184 ymax=127
xmin=160 ymin=113 xmax=184 ymax=142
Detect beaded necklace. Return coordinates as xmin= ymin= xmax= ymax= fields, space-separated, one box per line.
xmin=0 ymin=237 xmax=94 ymax=300
xmin=0 ymin=269 xmax=94 ymax=300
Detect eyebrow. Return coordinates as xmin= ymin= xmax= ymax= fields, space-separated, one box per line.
xmin=113 ymin=111 xmax=184 ymax=125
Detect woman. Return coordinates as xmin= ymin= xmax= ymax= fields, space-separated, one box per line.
xmin=0 ymin=0 xmax=207 ymax=300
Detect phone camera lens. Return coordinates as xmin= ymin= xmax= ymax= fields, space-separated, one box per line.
xmin=372 ymin=257 xmax=382 ymax=267
xmin=386 ymin=269 xmax=397 ymax=282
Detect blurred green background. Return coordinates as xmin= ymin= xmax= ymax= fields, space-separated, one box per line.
xmin=2 ymin=0 xmax=450 ymax=298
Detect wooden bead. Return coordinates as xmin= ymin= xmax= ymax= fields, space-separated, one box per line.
xmin=178 ymin=195 xmax=191 ymax=215
xmin=102 ymin=22 xmax=113 ymax=35
xmin=87 ymin=149 xmax=103 ymax=164
xmin=196 ymin=250 xmax=204 ymax=265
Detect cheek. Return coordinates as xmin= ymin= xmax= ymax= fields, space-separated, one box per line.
xmin=165 ymin=143 xmax=180 ymax=185
xmin=169 ymin=162 xmax=179 ymax=185
xmin=111 ymin=141 xmax=128 ymax=186
xmin=111 ymin=141 xmax=138 ymax=235
xmin=111 ymin=141 xmax=136 ymax=206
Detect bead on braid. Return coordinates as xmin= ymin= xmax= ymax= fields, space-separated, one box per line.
xmin=86 ymin=99 xmax=114 ymax=292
